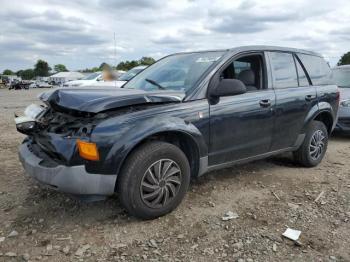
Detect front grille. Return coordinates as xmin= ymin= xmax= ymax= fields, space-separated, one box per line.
xmin=40 ymin=109 xmax=93 ymax=137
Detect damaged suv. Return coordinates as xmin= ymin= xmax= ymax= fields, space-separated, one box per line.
xmin=17 ymin=46 xmax=339 ymax=219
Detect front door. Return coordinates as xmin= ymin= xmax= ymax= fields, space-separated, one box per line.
xmin=208 ymin=52 xmax=276 ymax=166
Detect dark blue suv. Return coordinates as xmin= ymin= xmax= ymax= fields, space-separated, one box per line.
xmin=16 ymin=46 xmax=339 ymax=219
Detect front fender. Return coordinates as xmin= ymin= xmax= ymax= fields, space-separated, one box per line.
xmin=89 ymin=115 xmax=208 ymax=175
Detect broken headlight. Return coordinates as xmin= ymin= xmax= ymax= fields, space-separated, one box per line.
xmin=15 ymin=104 xmax=46 ymax=134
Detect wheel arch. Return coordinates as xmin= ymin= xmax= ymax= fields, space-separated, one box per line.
xmin=108 ymin=116 xmax=208 ymax=191
xmin=313 ymin=111 xmax=334 ymax=135
xmin=123 ymin=130 xmax=202 ymax=177
xmin=302 ymin=105 xmax=334 ymax=135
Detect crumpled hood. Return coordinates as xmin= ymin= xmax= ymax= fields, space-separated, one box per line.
xmin=39 ymin=87 xmax=185 ymax=113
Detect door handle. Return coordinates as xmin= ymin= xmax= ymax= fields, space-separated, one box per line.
xmin=305 ymin=94 xmax=316 ymax=101
xmin=259 ymin=99 xmax=271 ymax=108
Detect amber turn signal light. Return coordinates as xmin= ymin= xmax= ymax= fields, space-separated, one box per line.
xmin=76 ymin=139 xmax=100 ymax=161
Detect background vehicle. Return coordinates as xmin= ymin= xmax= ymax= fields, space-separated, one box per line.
xmin=332 ymin=65 xmax=350 ymax=133
xmin=35 ymin=81 xmax=52 ymax=88
xmin=64 ymin=70 xmax=126 ymax=87
xmin=17 ymin=46 xmax=339 ymax=219
xmin=80 ymin=67 xmax=145 ymax=88
xmin=9 ymin=80 xmax=31 ymax=90
xmin=114 ymin=65 xmax=147 ymax=86
xmin=63 ymin=72 xmax=103 ymax=87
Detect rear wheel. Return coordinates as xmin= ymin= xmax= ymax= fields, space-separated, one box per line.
xmin=293 ymin=120 xmax=328 ymax=167
xmin=117 ymin=141 xmax=190 ymax=219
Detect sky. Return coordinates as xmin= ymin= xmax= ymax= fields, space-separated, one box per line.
xmin=1 ymin=0 xmax=349 ymax=72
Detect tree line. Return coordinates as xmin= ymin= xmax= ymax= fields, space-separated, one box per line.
xmin=2 ymin=57 xmax=156 ymax=80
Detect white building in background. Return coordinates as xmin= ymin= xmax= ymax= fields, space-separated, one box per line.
xmin=49 ymin=72 xmax=85 ymax=84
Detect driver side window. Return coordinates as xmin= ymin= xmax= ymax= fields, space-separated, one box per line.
xmin=221 ymin=54 xmax=265 ymax=92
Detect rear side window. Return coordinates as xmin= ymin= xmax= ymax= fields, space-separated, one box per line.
xmin=295 ymin=57 xmax=310 ymax=87
xmin=268 ymin=52 xmax=298 ymax=89
xmin=297 ymin=54 xmax=332 ymax=85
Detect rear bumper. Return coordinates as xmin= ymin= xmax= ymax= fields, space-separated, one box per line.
xmin=19 ymin=141 xmax=117 ymax=196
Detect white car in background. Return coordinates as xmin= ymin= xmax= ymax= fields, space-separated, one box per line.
xmin=91 ymin=65 xmax=147 ymax=88
xmin=64 ymin=70 xmax=126 ymax=87
xmin=63 ymin=72 xmax=103 ymax=87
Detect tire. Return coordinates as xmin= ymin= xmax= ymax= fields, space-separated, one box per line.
xmin=293 ymin=120 xmax=328 ymax=167
xmin=117 ymin=141 xmax=191 ymax=219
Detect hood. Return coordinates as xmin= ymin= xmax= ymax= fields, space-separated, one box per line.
xmin=39 ymin=87 xmax=185 ymax=113
xmin=339 ymin=87 xmax=350 ymax=101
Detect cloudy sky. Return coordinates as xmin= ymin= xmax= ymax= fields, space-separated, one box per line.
xmin=1 ymin=0 xmax=349 ymax=72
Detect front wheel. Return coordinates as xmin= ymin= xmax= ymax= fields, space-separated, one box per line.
xmin=293 ymin=120 xmax=328 ymax=167
xmin=117 ymin=141 xmax=190 ymax=219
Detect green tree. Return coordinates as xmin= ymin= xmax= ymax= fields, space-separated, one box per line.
xmin=99 ymin=62 xmax=111 ymax=71
xmin=337 ymin=52 xmax=350 ymax=66
xmin=116 ymin=60 xmax=139 ymax=71
xmin=139 ymin=57 xmax=156 ymax=65
xmin=17 ymin=69 xmax=35 ymax=80
xmin=34 ymin=59 xmax=51 ymax=77
xmin=54 ymin=64 xmax=68 ymax=72
xmin=3 ymin=69 xmax=14 ymax=75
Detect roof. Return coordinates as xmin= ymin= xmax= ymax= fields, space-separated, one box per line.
xmin=172 ymin=45 xmax=322 ymax=57
xmin=50 ymin=71 xmax=85 ymax=78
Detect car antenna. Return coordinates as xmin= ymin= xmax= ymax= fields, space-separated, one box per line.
xmin=114 ymin=32 xmax=117 ymax=89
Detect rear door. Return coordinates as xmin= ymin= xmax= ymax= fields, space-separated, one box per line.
xmin=267 ymin=51 xmax=318 ymax=150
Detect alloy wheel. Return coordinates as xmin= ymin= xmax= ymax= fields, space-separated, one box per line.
xmin=140 ymin=159 xmax=182 ymax=208
xmin=309 ymin=130 xmax=326 ymax=160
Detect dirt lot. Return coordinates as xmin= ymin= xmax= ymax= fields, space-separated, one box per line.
xmin=0 ymin=88 xmax=349 ymax=262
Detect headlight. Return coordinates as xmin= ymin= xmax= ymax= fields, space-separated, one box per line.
xmin=14 ymin=104 xmax=46 ymax=135
xmin=24 ymin=104 xmax=45 ymax=119
xmin=340 ymin=99 xmax=350 ymax=107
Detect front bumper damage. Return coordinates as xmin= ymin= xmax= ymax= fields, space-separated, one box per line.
xmin=19 ymin=141 xmax=117 ymax=197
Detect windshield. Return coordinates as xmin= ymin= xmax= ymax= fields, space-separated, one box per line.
xmin=82 ymin=72 xmax=101 ymax=80
xmin=332 ymin=69 xmax=350 ymax=88
xmin=123 ymin=51 xmax=225 ymax=92
xmin=118 ymin=67 xmax=145 ymax=81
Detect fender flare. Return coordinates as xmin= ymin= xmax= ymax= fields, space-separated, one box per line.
xmin=301 ymin=102 xmax=335 ymax=134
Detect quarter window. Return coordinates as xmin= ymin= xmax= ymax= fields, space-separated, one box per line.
xmin=268 ymin=52 xmax=298 ymax=89
xmin=295 ymin=57 xmax=310 ymax=87
xmin=297 ymin=54 xmax=332 ymax=85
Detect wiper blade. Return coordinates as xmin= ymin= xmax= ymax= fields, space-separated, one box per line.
xmin=145 ymin=78 xmax=165 ymax=90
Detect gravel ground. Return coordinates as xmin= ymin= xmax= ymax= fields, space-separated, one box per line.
xmin=0 ymin=88 xmax=349 ymax=262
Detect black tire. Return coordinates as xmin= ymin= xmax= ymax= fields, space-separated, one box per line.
xmin=117 ymin=141 xmax=190 ymax=219
xmin=293 ymin=120 xmax=328 ymax=167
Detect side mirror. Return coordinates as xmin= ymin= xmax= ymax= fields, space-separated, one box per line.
xmin=211 ymin=79 xmax=247 ymax=97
